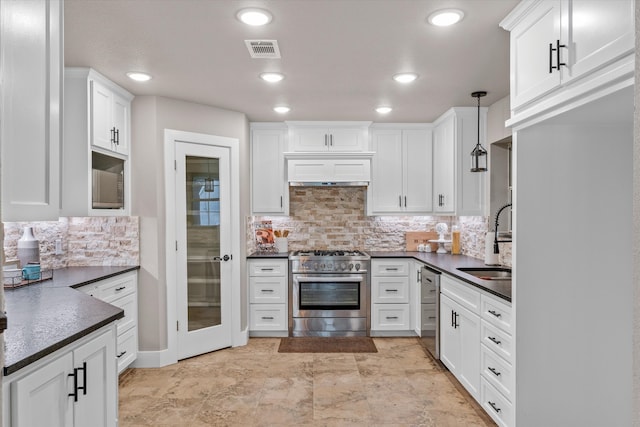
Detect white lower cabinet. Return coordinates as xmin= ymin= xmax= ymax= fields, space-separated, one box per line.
xmin=440 ymin=292 xmax=481 ymax=399
xmin=479 ymin=293 xmax=514 ymax=427
xmin=371 ymin=259 xmax=412 ymax=335
xmin=6 ymin=325 xmax=117 ymax=427
xmin=248 ymin=259 xmax=288 ymax=336
xmin=439 ymin=274 xmax=514 ymax=425
xmin=78 ymin=271 xmax=138 ymax=373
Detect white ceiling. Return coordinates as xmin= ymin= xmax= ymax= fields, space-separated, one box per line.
xmin=64 ymin=0 xmax=518 ymax=123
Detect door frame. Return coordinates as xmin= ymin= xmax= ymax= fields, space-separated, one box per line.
xmin=164 ymin=129 xmax=242 ymax=364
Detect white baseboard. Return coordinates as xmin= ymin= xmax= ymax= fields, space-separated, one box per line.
xmin=131 ymin=349 xmax=177 ymax=368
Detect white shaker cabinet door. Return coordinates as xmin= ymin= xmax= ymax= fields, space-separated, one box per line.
xmin=370 ymin=130 xmax=404 ymax=213
xmin=433 ymin=116 xmax=455 ymax=213
xmin=567 ymin=0 xmax=634 ymax=82
xmin=509 ymin=0 xmax=562 ymax=109
xmin=0 ymin=0 xmax=63 ymax=221
xmin=91 ymin=80 xmax=115 ymax=151
xmin=403 ymin=129 xmax=433 ymax=213
xmin=11 ymin=353 xmax=74 ymax=427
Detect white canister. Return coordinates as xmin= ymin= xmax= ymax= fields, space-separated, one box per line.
xmin=274 ymin=237 xmax=288 ymax=253
xmin=484 ymin=232 xmax=500 ymax=265
xmin=17 ymin=226 xmax=40 ymax=268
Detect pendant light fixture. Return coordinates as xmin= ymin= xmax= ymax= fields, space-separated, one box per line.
xmin=470 ymin=91 xmax=488 ymax=172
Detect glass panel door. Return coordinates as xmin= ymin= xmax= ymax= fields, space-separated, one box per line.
xmin=185 ymin=155 xmax=221 ymax=331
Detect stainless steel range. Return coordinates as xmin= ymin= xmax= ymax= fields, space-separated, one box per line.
xmin=289 ymin=250 xmax=371 ymax=337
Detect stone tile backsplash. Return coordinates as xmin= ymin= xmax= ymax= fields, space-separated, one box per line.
xmin=4 ymin=216 xmax=140 ymax=269
xmin=249 ymin=186 xmax=513 ymax=266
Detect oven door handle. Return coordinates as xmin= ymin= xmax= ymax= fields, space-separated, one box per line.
xmin=294 ymin=276 xmax=364 ymax=283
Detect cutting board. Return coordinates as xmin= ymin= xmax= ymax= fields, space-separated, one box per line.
xmin=405 ymin=231 xmax=439 ymax=252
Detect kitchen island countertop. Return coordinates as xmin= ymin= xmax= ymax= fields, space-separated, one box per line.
xmin=3 ymin=265 xmax=139 ymax=376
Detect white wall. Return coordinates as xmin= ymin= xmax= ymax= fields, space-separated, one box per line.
xmin=131 ymin=96 xmax=249 ymax=352
xmin=634 ymin=2 xmax=640 ymax=423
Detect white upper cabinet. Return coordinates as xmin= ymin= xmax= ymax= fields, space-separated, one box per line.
xmin=63 ymin=68 xmax=133 ymax=216
xmin=250 ymin=124 xmax=288 ymax=215
xmin=90 ymin=78 xmax=132 ymax=156
xmin=286 ymin=121 xmax=371 ymax=152
xmin=501 ymin=0 xmax=634 ymax=124
xmin=369 ymin=126 xmax=433 ymax=214
xmin=433 ymin=108 xmax=487 ymax=216
xmin=433 ymin=116 xmax=456 ymax=213
xmin=1 ymin=0 xmax=63 ymax=221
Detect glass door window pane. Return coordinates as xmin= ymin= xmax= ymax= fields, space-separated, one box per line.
xmin=185 ymin=156 xmax=221 ymax=331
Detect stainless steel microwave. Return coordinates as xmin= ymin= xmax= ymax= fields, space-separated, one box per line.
xmin=92 ymin=169 xmax=124 ymax=209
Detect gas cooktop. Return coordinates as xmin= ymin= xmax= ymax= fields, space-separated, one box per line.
xmin=289 ymin=250 xmax=369 ymax=258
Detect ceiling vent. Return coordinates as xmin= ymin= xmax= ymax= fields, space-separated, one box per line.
xmin=245 ymin=40 xmax=281 ymax=59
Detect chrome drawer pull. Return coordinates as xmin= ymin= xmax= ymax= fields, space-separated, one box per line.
xmin=488 ymin=310 xmax=502 ymax=318
xmin=488 ymin=366 xmax=501 ymax=377
xmin=115 ymin=286 xmax=126 ymax=292
xmin=428 ymin=316 xmax=436 ymax=320
xmin=488 ymin=336 xmax=502 ymax=345
xmin=262 ymin=316 xmax=274 ymax=320
xmin=261 ymin=289 xmax=274 ymax=293
xmin=386 ymin=289 xmax=398 ymax=292
xmin=488 ymin=401 xmax=502 ymax=413
xmin=260 ymin=268 xmax=274 ymax=271
xmin=386 ymin=316 xmax=399 ymax=320
xmin=385 ymin=267 xmax=398 ymax=271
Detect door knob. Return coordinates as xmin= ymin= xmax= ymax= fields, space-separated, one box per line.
xmin=212 ymin=254 xmax=232 ymax=262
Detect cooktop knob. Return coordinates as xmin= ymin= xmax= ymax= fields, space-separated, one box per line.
xmin=340 ymin=262 xmax=347 ymax=270
xmin=355 ymin=263 xmax=360 ymax=271
xmin=314 ymin=262 xmax=319 ymax=270
xmin=326 ymin=262 xmax=333 ymax=270
xmin=348 ymin=263 xmax=354 ymax=270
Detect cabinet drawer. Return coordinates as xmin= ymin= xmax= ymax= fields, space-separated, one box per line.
xmin=481 ymin=295 xmax=512 ymax=335
xmin=441 ymin=275 xmax=480 ymax=315
xmin=371 ymin=304 xmax=411 ymax=330
xmin=481 ymin=320 xmax=513 ymax=364
xmin=108 ymin=292 xmax=136 ymax=335
xmin=249 ymin=260 xmax=287 ymax=277
xmin=249 ymin=304 xmax=287 ymax=331
xmin=372 ymin=277 xmax=409 ymax=303
xmin=371 ymin=259 xmax=410 ymax=276
xmin=98 ymin=273 xmax=136 ymax=300
xmin=249 ymin=277 xmax=287 ymax=303
xmin=116 ymin=326 xmax=137 ymax=373
xmin=421 ymin=303 xmax=437 ymax=330
xmin=481 ymin=377 xmax=514 ymax=427
xmin=481 ymin=344 xmax=514 ymax=402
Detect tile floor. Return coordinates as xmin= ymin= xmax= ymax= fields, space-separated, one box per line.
xmin=118 ymin=337 xmax=496 ymax=426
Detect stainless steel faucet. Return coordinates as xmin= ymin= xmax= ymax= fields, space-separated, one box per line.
xmin=493 ymin=203 xmax=512 ymax=254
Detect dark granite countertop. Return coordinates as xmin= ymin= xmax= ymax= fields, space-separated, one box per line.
xmin=3 ymin=266 xmax=139 ymax=376
xmin=369 ymin=251 xmax=511 ymax=302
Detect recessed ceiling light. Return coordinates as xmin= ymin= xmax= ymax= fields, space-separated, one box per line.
xmin=260 ymin=72 xmax=285 ymax=83
xmin=427 ymin=9 xmax=465 ymax=27
xmin=237 ymin=8 xmax=273 ymax=26
xmin=393 ymin=73 xmax=418 ymax=84
xmin=273 ymin=106 xmax=290 ymax=114
xmin=126 ymin=71 xmax=152 ymax=82
xmin=376 ymin=107 xmax=392 ymax=114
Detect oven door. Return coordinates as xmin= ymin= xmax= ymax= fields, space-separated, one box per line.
xmin=292 ymin=274 xmax=367 ymax=318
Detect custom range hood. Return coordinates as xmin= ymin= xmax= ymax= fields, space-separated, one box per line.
xmin=285 ymin=151 xmax=375 ymax=187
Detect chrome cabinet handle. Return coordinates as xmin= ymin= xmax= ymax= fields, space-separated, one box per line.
xmin=385 ymin=267 xmax=398 ymax=271
xmin=261 ymin=316 xmax=274 ymax=320
xmin=488 ymin=310 xmax=502 ymax=318
xmin=261 ymin=289 xmax=274 ymax=293
xmin=385 ymin=289 xmax=398 ymax=292
xmin=115 ymin=286 xmax=126 ymax=292
xmin=260 ymin=268 xmax=274 ymax=271
xmin=488 ymin=366 xmax=501 ymax=377
xmin=386 ymin=316 xmax=399 ymax=320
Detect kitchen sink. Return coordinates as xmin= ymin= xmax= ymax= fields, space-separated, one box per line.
xmin=456 ymin=267 xmax=512 ymax=280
